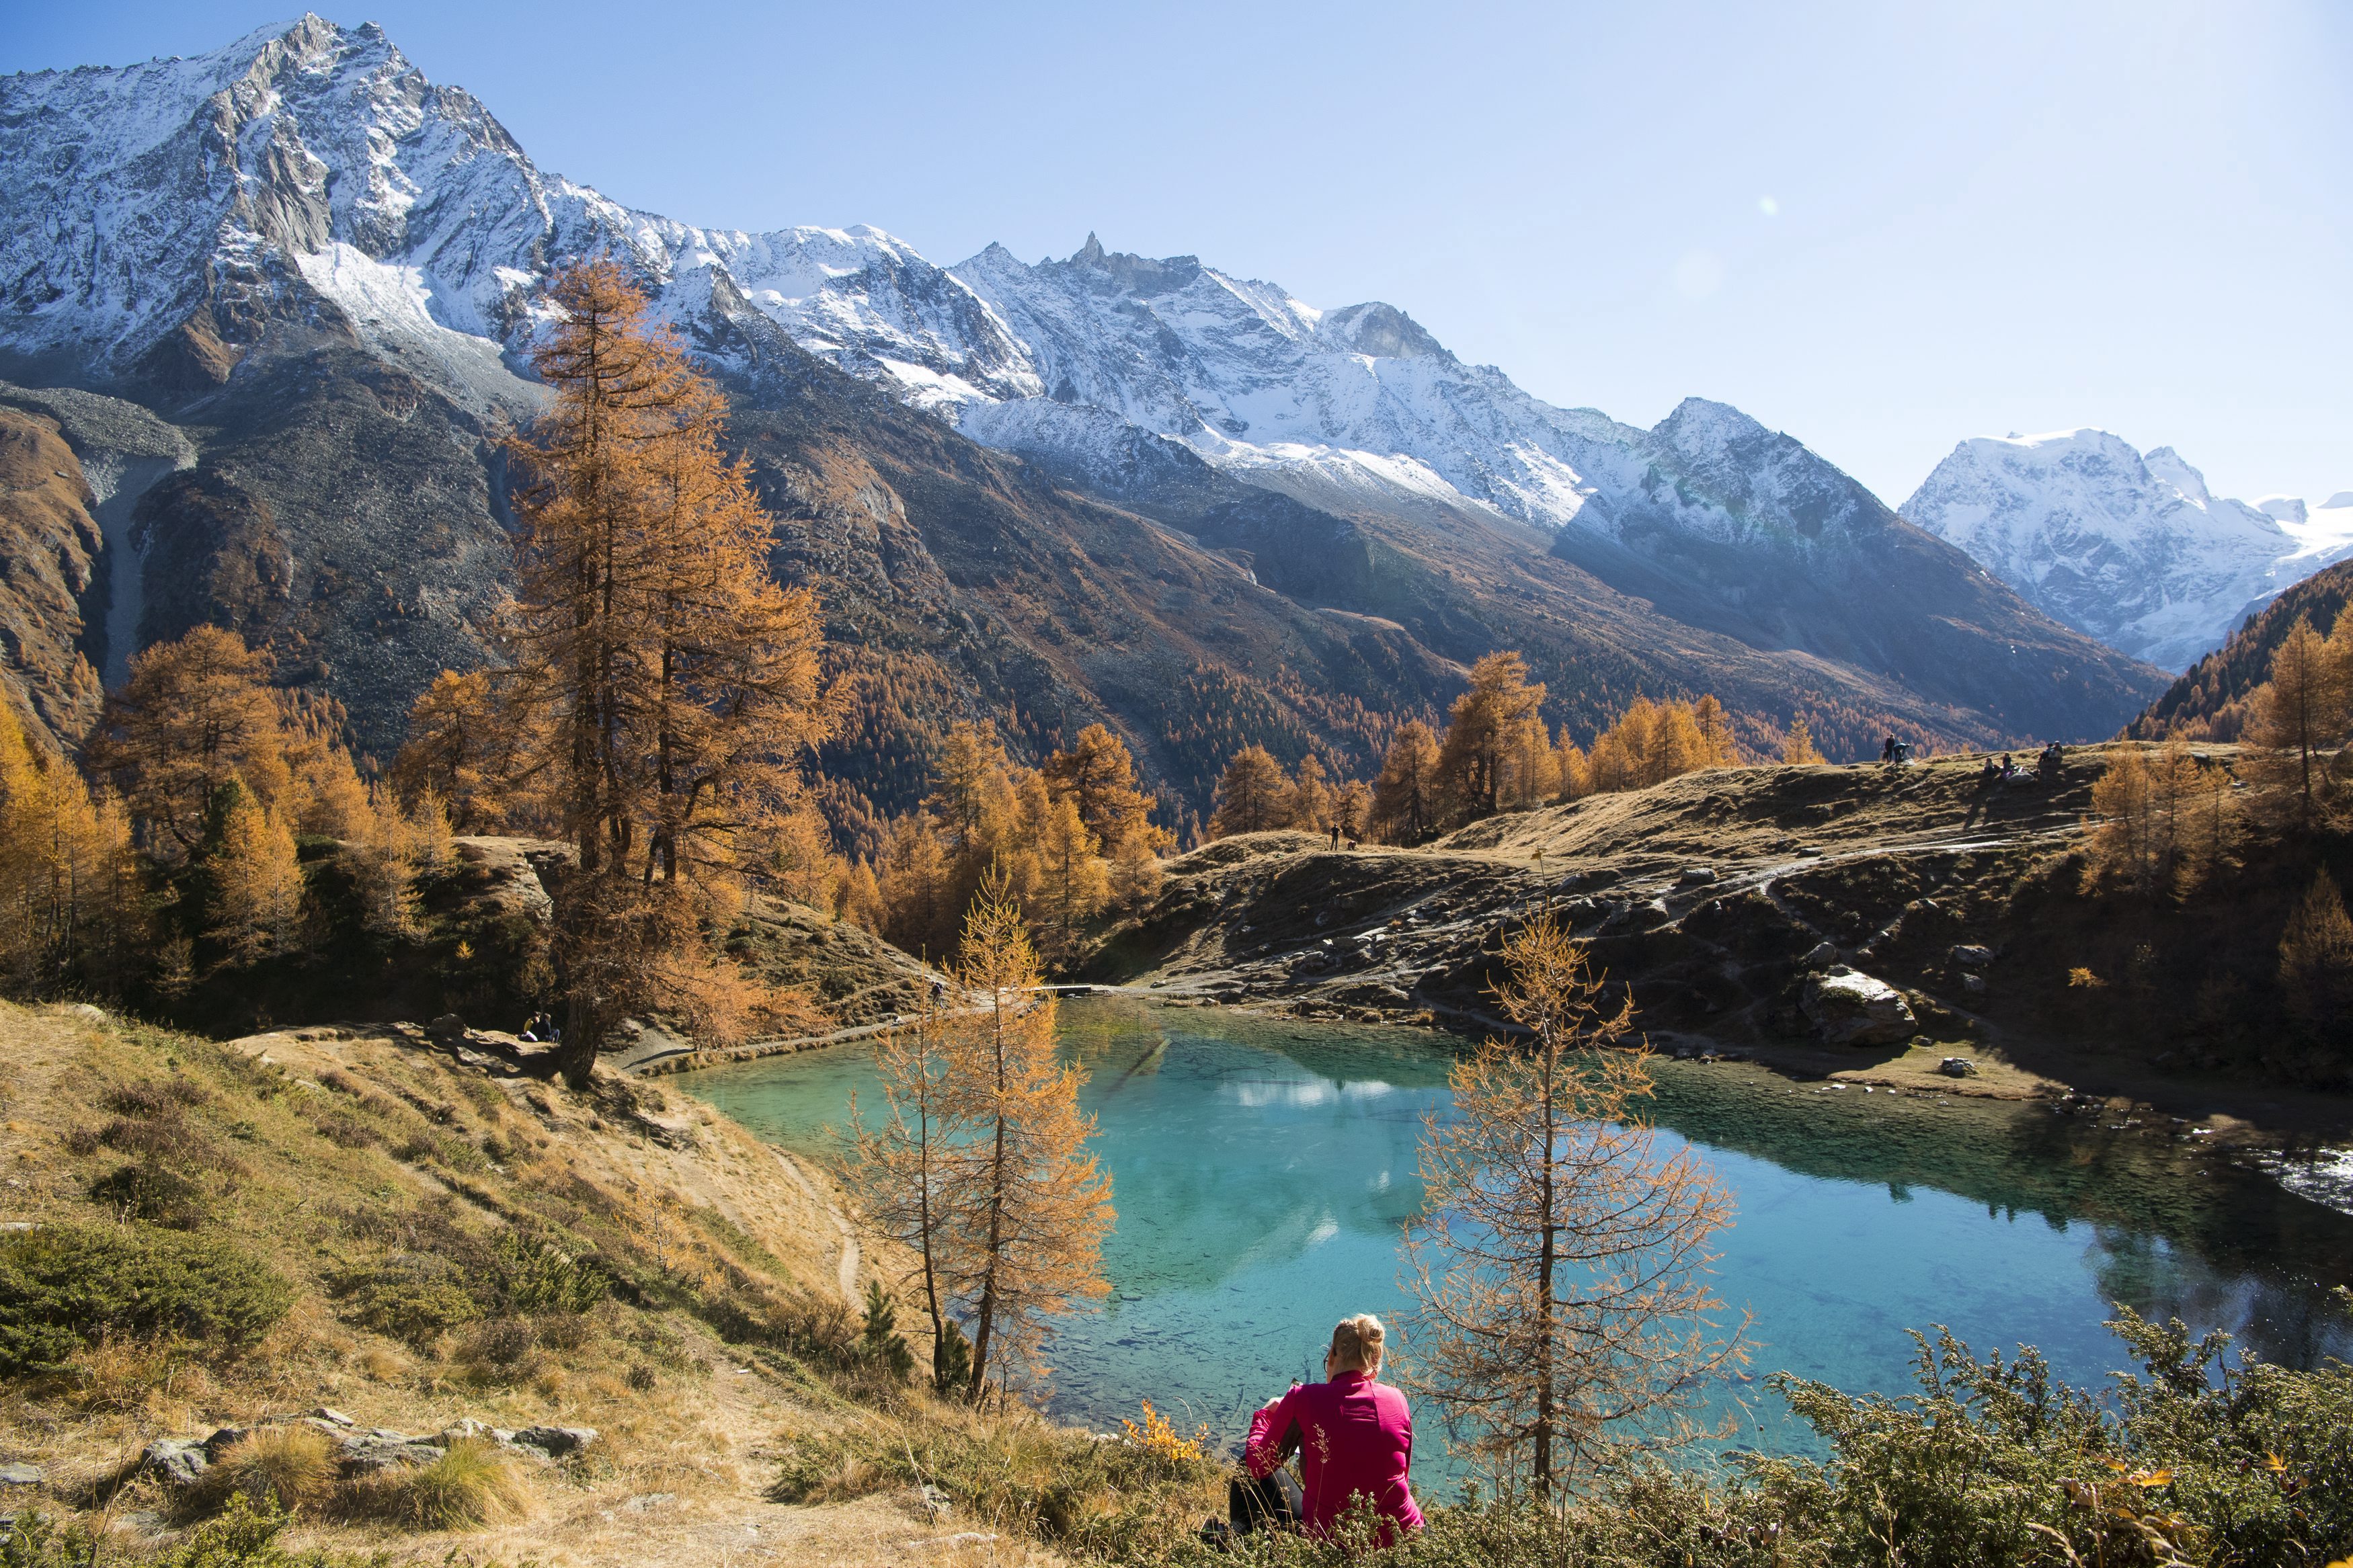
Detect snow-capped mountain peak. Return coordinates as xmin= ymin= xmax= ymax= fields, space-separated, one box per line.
xmin=1903 ymin=428 xmax=2353 ymax=670
xmin=2143 ymin=446 xmax=2217 ymax=507
xmin=3 ymin=16 xmax=2179 ymax=687
xmin=1 ymin=15 xmax=1955 ymax=580
xmin=0 ymin=12 xmax=2177 ymax=766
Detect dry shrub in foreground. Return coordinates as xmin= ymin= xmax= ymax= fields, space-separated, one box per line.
xmin=343 ymin=1438 xmax=532 ymax=1530
xmin=57 ymin=1334 xmax=212 ymax=1417
xmin=186 ymin=1426 xmax=337 ymax=1519
xmin=773 ymin=1405 xmax=1219 ymax=1554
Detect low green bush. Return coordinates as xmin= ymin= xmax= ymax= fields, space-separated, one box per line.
xmin=0 ymin=1223 xmax=291 ymax=1374
xmin=487 ymin=1229 xmax=608 ymax=1315
xmin=327 ymin=1227 xmax=607 ymax=1348
xmin=1 ymin=1496 xmax=361 ymax=1568
xmin=326 ymin=1254 xmax=483 ymax=1346
xmin=87 ymin=1159 xmax=207 ymax=1227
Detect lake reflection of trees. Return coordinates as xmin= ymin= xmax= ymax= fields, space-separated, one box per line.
xmin=689 ymin=1000 xmax=2353 ymax=1376
xmin=1636 ymin=1061 xmax=2353 ymax=1371
xmin=2087 ymin=1229 xmax=2353 ymax=1369
xmin=1079 ymin=1003 xmax=2353 ymax=1370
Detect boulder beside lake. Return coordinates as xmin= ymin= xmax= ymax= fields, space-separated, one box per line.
xmin=1800 ymin=968 xmax=1917 ymax=1046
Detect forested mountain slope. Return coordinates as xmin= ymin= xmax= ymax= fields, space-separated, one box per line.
xmin=2128 ymin=556 xmax=2353 ymax=741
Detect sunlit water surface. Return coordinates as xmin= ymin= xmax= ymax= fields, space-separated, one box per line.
xmin=680 ymin=999 xmax=2353 ymax=1474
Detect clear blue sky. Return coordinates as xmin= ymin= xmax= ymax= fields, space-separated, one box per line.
xmin=9 ymin=1 xmax=2349 ymax=505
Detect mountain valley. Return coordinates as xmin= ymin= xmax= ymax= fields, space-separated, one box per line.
xmin=0 ymin=15 xmax=2170 ymax=815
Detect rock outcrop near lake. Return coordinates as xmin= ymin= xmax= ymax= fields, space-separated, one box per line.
xmin=1800 ymin=968 xmax=1918 ymax=1046
xmin=1088 ymin=743 xmax=2349 ymax=1097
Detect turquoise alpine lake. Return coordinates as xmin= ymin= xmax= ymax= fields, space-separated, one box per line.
xmin=679 ymin=997 xmax=2353 ymax=1469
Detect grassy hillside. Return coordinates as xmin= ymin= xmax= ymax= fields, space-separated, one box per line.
xmin=0 ymin=1002 xmax=1213 ymax=1566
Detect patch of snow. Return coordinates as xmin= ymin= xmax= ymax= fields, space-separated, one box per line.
xmin=2280 ymin=495 xmax=2353 ymax=563
xmin=293 ymin=243 xmax=532 ymax=416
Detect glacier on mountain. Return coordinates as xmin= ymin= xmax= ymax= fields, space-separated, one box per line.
xmin=1901 ymin=430 xmax=2353 ymax=671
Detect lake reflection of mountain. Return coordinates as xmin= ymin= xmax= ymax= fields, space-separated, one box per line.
xmin=1065 ymin=1005 xmax=1445 ymax=1294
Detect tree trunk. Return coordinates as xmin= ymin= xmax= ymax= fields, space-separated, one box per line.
xmin=555 ymin=991 xmax=600 ymax=1087
xmin=967 ymin=987 xmax=1010 ymax=1403
xmin=1533 ymin=1025 xmax=1558 ymax=1493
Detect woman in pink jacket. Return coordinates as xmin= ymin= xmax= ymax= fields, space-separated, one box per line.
xmin=1242 ymin=1314 xmax=1425 ymax=1544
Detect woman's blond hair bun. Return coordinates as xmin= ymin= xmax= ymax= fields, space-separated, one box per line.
xmin=1330 ymin=1313 xmax=1386 ymax=1373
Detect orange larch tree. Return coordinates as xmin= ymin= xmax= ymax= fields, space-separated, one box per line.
xmin=504 ymin=260 xmax=831 ymax=1082
xmin=937 ymin=874 xmax=1113 ymax=1402
xmin=1404 ymin=917 xmax=1747 ymax=1490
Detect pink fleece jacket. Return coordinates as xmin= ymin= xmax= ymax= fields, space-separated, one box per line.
xmin=1244 ymin=1370 xmax=1424 ymax=1541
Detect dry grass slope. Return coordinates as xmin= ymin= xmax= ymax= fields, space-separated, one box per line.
xmin=0 ymin=1002 xmax=1152 ymax=1567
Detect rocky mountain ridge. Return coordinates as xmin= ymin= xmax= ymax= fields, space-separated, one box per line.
xmin=0 ymin=15 xmax=2163 ymax=786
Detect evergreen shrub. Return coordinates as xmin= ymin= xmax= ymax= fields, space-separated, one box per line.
xmin=0 ymin=1223 xmax=291 ymax=1374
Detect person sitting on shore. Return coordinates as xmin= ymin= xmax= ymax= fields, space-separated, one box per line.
xmin=1978 ymin=755 xmax=2001 ymax=785
xmin=1242 ymin=1315 xmax=1423 ymax=1544
xmin=2037 ymin=742 xmax=2064 ymax=781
